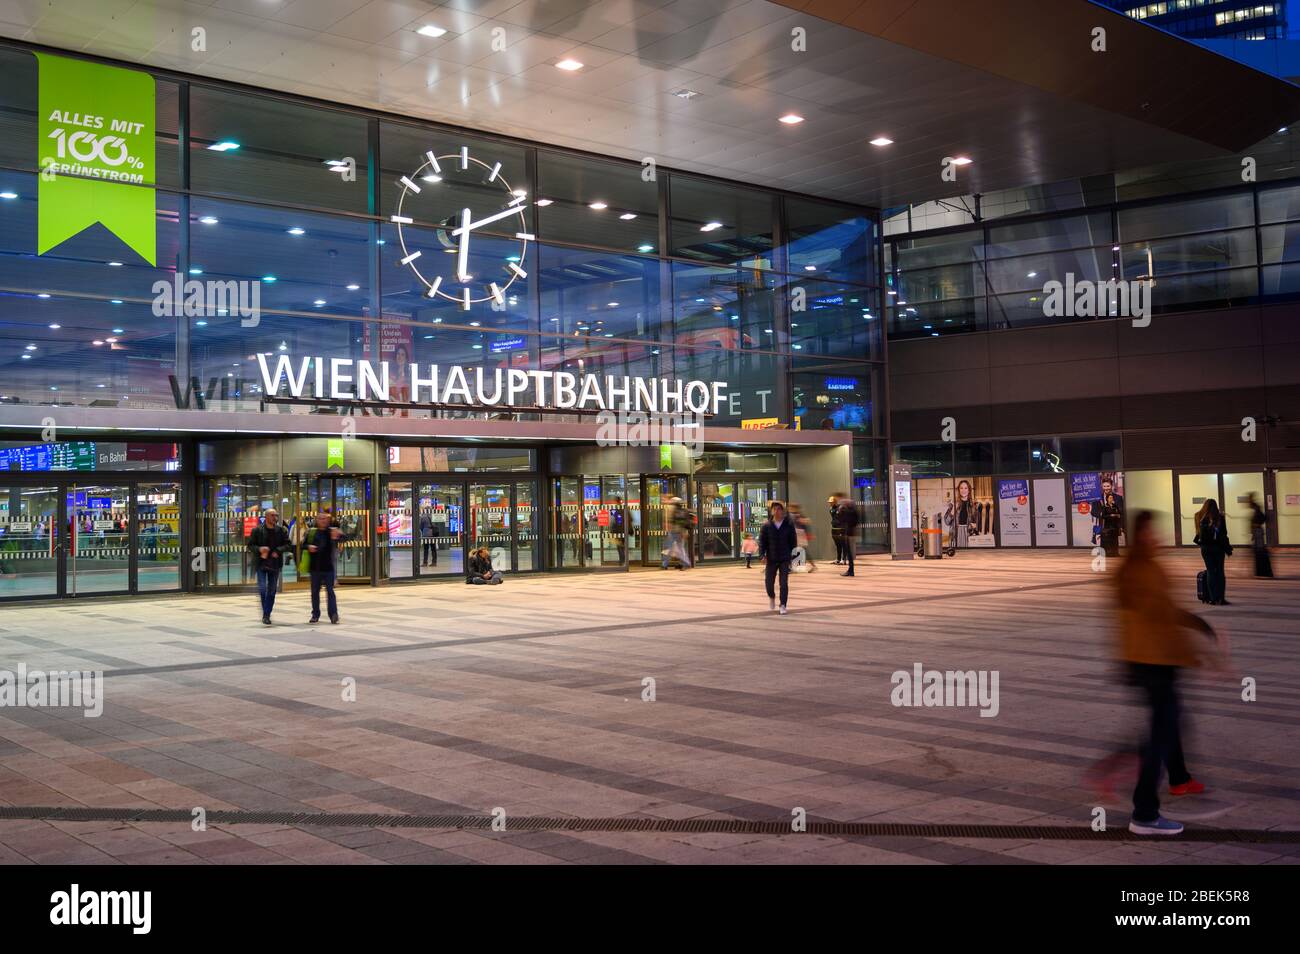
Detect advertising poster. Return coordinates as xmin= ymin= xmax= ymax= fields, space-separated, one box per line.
xmin=997 ymin=479 xmax=1031 ymax=547
xmin=950 ymin=476 xmax=995 ymax=548
xmin=1032 ymin=478 xmax=1068 ymax=546
xmin=1071 ymin=471 xmax=1126 ymax=548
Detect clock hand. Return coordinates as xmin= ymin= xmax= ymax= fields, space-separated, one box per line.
xmin=451 ymin=197 xmax=528 ymax=237
xmin=456 ymin=207 xmax=471 ymax=282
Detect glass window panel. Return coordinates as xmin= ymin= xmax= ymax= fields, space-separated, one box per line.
xmin=890 ymin=228 xmax=983 ymax=270
xmin=1120 ymin=228 xmax=1256 ymax=278
xmin=1258 ymin=222 xmax=1300 ymax=265
xmin=676 ymin=348 xmax=781 ymax=428
xmin=190 ymin=86 xmax=369 ymax=212
xmin=997 ymin=440 xmax=1030 ymax=473
xmin=672 ymin=261 xmax=777 ymax=348
xmin=985 ymin=247 xmax=1110 ymax=295
xmin=536 ymin=151 xmax=658 ymax=253
xmin=1117 ymin=193 xmax=1253 ymax=241
xmin=953 ymin=442 xmax=996 ymax=475
xmin=1260 ymin=262 xmax=1300 ymax=296
xmin=1143 ymin=267 xmax=1257 ymax=310
xmin=538 ymin=244 xmax=661 ymax=340
xmin=791 ymin=361 xmax=879 ymax=436
xmin=774 ymin=278 xmax=880 ymax=361
xmin=890 ymin=296 xmax=984 ymax=338
xmin=669 ymin=175 xmax=775 ymax=269
xmin=894 ymin=443 xmax=953 ymax=477
xmin=785 ymin=196 xmax=875 ymax=284
xmin=1059 ymin=436 xmax=1122 ymax=471
xmin=1258 ymin=182 xmax=1300 ymax=224
xmin=985 ymin=213 xmax=1111 ymax=259
xmin=389 ymin=447 xmax=535 ymax=471
xmin=894 ymin=261 xmax=984 ymax=303
xmin=380 ymin=122 xmax=531 ymax=238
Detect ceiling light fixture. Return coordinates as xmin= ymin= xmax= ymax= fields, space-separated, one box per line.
xmin=588 ymin=201 xmax=607 ymax=210
xmin=619 ymin=212 xmax=637 ymax=220
xmin=207 ymin=141 xmax=240 ymax=152
xmin=869 ymin=137 xmax=894 ymax=147
xmin=700 ymin=221 xmax=723 ymax=232
xmin=417 ymin=24 xmax=447 ymax=38
xmin=198 ymin=216 xmax=218 ymax=225
xmin=556 ymin=59 xmax=584 ymax=71
xmin=950 ymin=156 xmax=973 ymax=165
xmin=536 ymin=198 xmax=553 ymax=206
xmin=779 ymin=113 xmax=804 ymax=125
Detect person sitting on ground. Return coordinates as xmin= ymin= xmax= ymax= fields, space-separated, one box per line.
xmin=466 ymin=546 xmax=503 ymax=585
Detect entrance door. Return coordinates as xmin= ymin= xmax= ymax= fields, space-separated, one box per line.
xmin=737 ymin=480 xmax=776 ymax=556
xmin=0 ymin=484 xmax=60 ymax=600
xmin=135 ymin=482 xmax=182 ymax=592
xmin=697 ymin=480 xmax=736 ymax=561
xmin=287 ymin=476 xmax=372 ymax=583
xmin=68 ymin=483 xmax=132 ymax=596
xmin=416 ymin=482 xmax=466 ymax=577
xmin=1223 ymin=472 xmax=1265 ymax=544
xmin=469 ymin=482 xmax=513 ymax=571
xmin=639 ymin=476 xmax=688 ymax=566
xmin=382 ymin=480 xmax=414 ymax=580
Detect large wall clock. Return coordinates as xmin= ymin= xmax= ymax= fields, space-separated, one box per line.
xmin=390 ymin=145 xmax=532 ymax=310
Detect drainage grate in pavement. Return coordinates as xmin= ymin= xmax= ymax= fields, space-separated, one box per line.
xmin=0 ymin=806 xmax=1294 ymax=842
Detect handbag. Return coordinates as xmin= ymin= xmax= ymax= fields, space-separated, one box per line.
xmin=297 ymin=529 xmax=314 ymax=575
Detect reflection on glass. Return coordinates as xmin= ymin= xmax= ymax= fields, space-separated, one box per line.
xmin=0 ymin=485 xmax=59 ymax=599
xmin=137 ymin=482 xmax=181 ymax=591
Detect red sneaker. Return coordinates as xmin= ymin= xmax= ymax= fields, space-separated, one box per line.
xmin=1169 ymin=780 xmax=1206 ymax=796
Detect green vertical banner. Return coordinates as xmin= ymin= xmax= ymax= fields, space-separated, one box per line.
xmin=659 ymin=444 xmax=673 ymax=470
xmin=36 ymin=53 xmax=156 ymax=265
xmin=326 ymin=440 xmax=345 ymax=470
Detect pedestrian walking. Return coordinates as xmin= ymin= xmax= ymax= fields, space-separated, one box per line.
xmin=790 ymin=503 xmax=816 ymax=572
xmin=836 ymin=493 xmax=860 ymax=577
xmin=758 ymin=500 xmax=797 ymax=615
xmin=1114 ymin=510 xmax=1228 ymax=836
xmin=741 ymin=531 xmax=758 ymax=568
xmin=661 ymin=496 xmax=692 ymax=569
xmin=1248 ymin=493 xmax=1273 ymax=579
xmin=1193 ymin=498 xmax=1233 ymax=605
xmin=247 ymin=508 xmax=292 ymax=626
xmin=300 ymin=509 xmax=342 ymax=624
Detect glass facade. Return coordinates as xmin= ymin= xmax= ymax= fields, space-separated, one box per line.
xmin=0 ymin=44 xmax=881 ymax=445
xmin=884 ymin=182 xmax=1300 ymax=338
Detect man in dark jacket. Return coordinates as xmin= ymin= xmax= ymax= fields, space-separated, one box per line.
xmin=303 ymin=510 xmax=343 ymax=624
xmin=758 ymin=500 xmax=797 ymax=615
xmin=830 ymin=496 xmax=845 ymax=564
xmin=837 ymin=494 xmax=861 ymax=577
xmin=247 ymin=509 xmax=292 ymax=625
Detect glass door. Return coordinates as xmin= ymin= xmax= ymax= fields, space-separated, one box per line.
xmin=697 ymin=480 xmax=736 ymax=561
xmin=639 ymin=476 xmax=688 ymax=567
xmin=382 ymin=480 xmax=414 ymax=580
xmin=516 ymin=481 xmax=539 ymax=571
xmin=737 ymin=480 xmax=776 ymax=556
xmin=1223 ymin=472 xmax=1265 ymax=544
xmin=332 ymin=477 xmax=371 ymax=581
xmin=470 ymin=483 xmax=512 ymax=571
xmin=200 ymin=476 xmax=284 ymax=587
xmin=1177 ymin=473 xmax=1221 ymax=546
xmin=553 ymin=477 xmax=584 ymax=568
xmin=136 ymin=482 xmax=182 ymax=592
xmin=0 ymin=484 xmax=60 ymax=600
xmin=67 ymin=483 xmax=132 ymax=595
xmin=416 ymin=481 xmax=466 ymax=577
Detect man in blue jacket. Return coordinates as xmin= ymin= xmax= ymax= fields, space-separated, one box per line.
xmin=758 ymin=500 xmax=797 ymax=615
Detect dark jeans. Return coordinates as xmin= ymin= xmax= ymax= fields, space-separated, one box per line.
xmin=764 ymin=559 xmax=790 ymax=606
xmin=421 ymin=541 xmax=437 ymax=565
xmin=833 ymin=536 xmax=845 ymax=562
xmin=310 ymin=570 xmax=337 ymax=620
xmin=1200 ymin=547 xmax=1226 ymax=602
xmin=1253 ymin=529 xmax=1273 ymax=578
xmin=745 ymin=553 xmax=754 ymax=568
xmin=843 ymin=542 xmax=856 ymax=574
xmin=469 ymin=571 xmax=503 ymax=584
xmin=256 ymin=567 xmax=280 ymax=618
xmin=1128 ymin=663 xmax=1191 ymax=823
xmin=1101 ymin=527 xmax=1121 ymax=557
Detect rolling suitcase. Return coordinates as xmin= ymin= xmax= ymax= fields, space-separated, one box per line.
xmin=1196 ymin=570 xmax=1210 ymax=603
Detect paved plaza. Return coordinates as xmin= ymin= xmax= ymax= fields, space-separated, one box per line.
xmin=0 ymin=551 xmax=1296 ymax=865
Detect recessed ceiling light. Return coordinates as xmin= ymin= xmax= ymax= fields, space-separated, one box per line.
xmin=556 ymin=58 xmax=584 ymax=71
xmin=189 ymin=267 xmax=202 ymax=275
xmin=1027 ymin=271 xmax=1037 ymax=278
xmin=536 ymin=198 xmax=553 ymax=207
xmin=950 ymin=156 xmax=973 ymax=165
xmin=804 ymin=265 xmax=816 ymax=271
xmin=112 ymin=328 xmax=124 ymax=334
xmin=110 ymin=299 xmax=123 ymax=305
xmin=262 ymin=275 xmax=277 ymax=282
xmin=198 ymin=216 xmax=218 ymax=225
xmin=92 ymin=340 xmax=103 ymax=346
xmin=588 ymin=201 xmax=607 ymax=210
xmin=0 ymin=191 xmax=17 ymax=199
xmin=287 ymin=227 xmax=305 ymax=235
xmin=37 ymin=293 xmax=50 ymax=299
xmin=417 ymin=24 xmax=447 ymax=38
xmin=207 ymin=141 xmax=240 ymax=152
xmin=346 ymin=283 xmax=360 ymax=291
xmin=313 ymin=299 xmax=326 ymax=306
xmin=607 ymin=302 xmax=619 ymax=307
xmin=637 ymin=244 xmax=654 ymax=253
xmin=672 ymin=89 xmax=699 ymax=100
xmin=108 ymin=261 xmax=123 ymax=267
xmin=421 ymin=174 xmax=442 ymax=183
xmin=869 ymin=137 xmax=894 ymax=147
xmin=779 ymin=113 xmax=804 ymax=125
xmin=619 ymin=212 xmax=637 ymax=220
xmin=700 ymin=221 xmax=723 ymax=232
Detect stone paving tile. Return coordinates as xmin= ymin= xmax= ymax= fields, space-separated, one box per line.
xmin=1 ymin=551 xmax=1297 ymax=864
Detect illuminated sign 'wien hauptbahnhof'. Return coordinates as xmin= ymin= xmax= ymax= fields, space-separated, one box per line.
xmin=257 ymin=354 xmax=728 ymax=415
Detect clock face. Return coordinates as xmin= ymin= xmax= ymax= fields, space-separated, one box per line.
xmin=391 ymin=145 xmax=532 ymax=310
